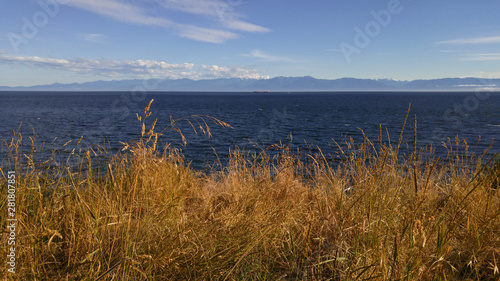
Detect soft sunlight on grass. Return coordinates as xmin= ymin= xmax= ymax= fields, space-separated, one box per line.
xmin=1 ymin=101 xmax=500 ymax=280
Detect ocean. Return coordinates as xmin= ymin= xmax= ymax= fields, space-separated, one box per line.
xmin=1 ymin=91 xmax=499 ymax=169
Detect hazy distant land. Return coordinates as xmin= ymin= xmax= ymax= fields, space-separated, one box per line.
xmin=2 ymin=76 xmax=500 ymax=92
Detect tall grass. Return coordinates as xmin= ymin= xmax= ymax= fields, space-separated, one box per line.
xmin=1 ymin=100 xmax=500 ymax=280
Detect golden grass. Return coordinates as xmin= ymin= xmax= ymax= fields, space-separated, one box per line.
xmin=1 ymin=101 xmax=500 ymax=280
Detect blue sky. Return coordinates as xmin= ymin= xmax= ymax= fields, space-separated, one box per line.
xmin=1 ymin=0 xmax=499 ymax=86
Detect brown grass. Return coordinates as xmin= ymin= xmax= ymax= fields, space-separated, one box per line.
xmin=1 ymin=100 xmax=500 ymax=280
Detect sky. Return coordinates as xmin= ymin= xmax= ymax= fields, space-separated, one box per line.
xmin=0 ymin=0 xmax=499 ymax=87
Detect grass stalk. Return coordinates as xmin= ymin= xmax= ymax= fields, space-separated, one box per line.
xmin=1 ymin=101 xmax=499 ymax=280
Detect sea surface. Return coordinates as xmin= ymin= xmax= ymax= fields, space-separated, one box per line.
xmin=1 ymin=91 xmax=499 ymax=169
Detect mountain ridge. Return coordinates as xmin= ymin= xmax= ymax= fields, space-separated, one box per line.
xmin=1 ymin=76 xmax=500 ymax=91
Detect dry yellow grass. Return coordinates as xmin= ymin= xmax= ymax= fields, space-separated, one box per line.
xmin=1 ymin=101 xmax=500 ymax=280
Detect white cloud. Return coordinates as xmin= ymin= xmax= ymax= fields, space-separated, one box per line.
xmin=459 ymin=53 xmax=500 ymax=61
xmin=64 ymin=0 xmax=171 ymax=26
xmin=469 ymin=72 xmax=500 ymax=79
xmin=62 ymin=0 xmax=269 ymax=43
xmin=157 ymin=0 xmax=269 ymax=33
xmin=244 ymin=50 xmax=300 ymax=63
xmin=0 ymin=50 xmax=6 ymax=54
xmin=0 ymin=55 xmax=193 ymax=77
xmin=435 ymin=35 xmax=500 ymax=45
xmin=175 ymin=24 xmax=239 ymax=43
xmin=0 ymin=55 xmax=267 ymax=79
xmin=202 ymin=64 xmax=269 ymax=79
xmin=223 ymin=20 xmax=270 ymax=33
xmin=77 ymin=33 xmax=108 ymax=43
xmin=159 ymin=0 xmax=232 ymax=17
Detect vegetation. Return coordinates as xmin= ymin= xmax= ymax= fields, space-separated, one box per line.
xmin=1 ymin=101 xmax=500 ymax=280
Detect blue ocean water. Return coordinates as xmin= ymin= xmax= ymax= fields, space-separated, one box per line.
xmin=1 ymin=91 xmax=499 ymax=169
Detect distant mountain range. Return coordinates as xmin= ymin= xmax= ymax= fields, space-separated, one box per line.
xmin=1 ymin=76 xmax=500 ymax=91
